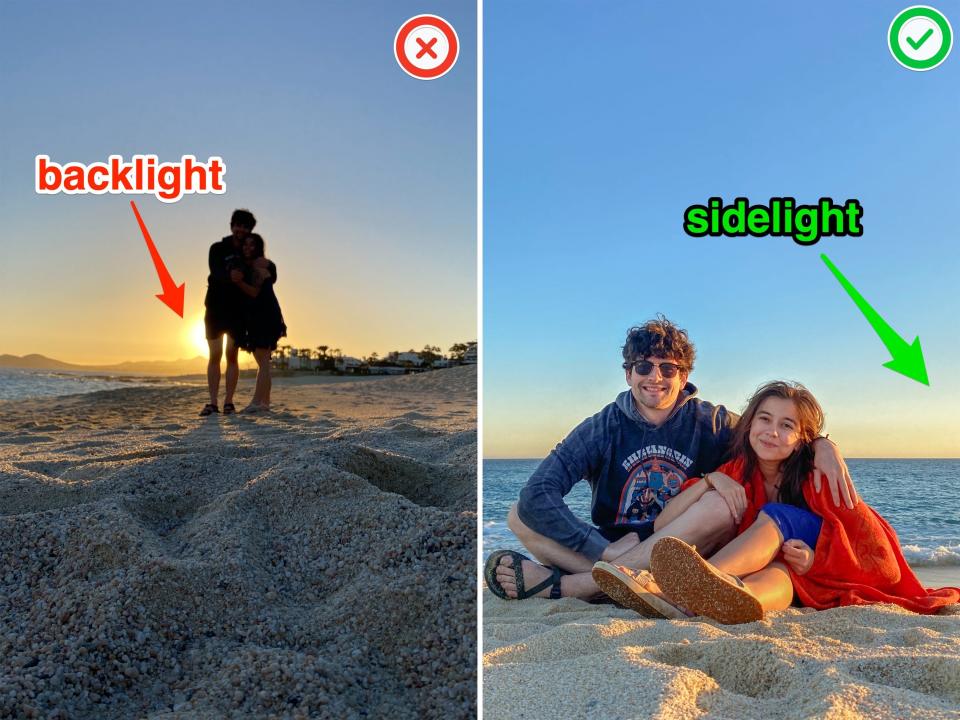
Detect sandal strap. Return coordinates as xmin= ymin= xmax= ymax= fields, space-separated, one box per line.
xmin=521 ymin=566 xmax=562 ymax=599
xmin=483 ymin=550 xmax=566 ymax=600
xmin=724 ymin=572 xmax=746 ymax=588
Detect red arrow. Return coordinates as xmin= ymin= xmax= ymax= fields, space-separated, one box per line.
xmin=129 ymin=200 xmax=185 ymax=317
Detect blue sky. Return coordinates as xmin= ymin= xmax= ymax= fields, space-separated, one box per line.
xmin=484 ymin=1 xmax=960 ymax=458
xmin=0 ymin=1 xmax=476 ymax=363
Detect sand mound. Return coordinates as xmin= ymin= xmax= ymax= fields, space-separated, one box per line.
xmin=0 ymin=367 xmax=476 ymax=719
xmin=483 ymin=589 xmax=960 ymax=719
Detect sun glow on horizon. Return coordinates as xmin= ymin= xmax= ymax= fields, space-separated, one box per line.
xmin=187 ymin=314 xmax=208 ymax=357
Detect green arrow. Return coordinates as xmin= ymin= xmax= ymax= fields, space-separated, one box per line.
xmin=821 ymin=254 xmax=928 ymax=385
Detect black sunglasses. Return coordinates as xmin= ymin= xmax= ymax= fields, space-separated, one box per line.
xmin=623 ymin=360 xmax=683 ymax=379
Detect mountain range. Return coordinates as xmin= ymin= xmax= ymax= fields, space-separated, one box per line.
xmin=0 ymin=354 xmax=209 ymax=376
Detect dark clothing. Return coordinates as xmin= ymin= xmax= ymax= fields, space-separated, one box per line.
xmin=517 ymin=384 xmax=737 ymax=561
xmin=239 ymin=260 xmax=286 ymax=352
xmin=600 ymin=524 xmax=656 ymax=544
xmin=203 ymin=236 xmax=245 ymax=340
xmin=203 ymin=308 xmax=242 ymax=342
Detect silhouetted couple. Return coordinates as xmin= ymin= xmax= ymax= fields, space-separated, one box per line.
xmin=201 ymin=209 xmax=286 ymax=416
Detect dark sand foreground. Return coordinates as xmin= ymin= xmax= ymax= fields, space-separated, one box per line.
xmin=0 ymin=367 xmax=476 ymax=719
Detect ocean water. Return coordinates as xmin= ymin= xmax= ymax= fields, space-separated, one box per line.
xmin=0 ymin=369 xmax=161 ymax=401
xmin=483 ymin=458 xmax=960 ymax=568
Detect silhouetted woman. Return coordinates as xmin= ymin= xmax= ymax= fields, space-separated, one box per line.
xmin=232 ymin=233 xmax=286 ymax=412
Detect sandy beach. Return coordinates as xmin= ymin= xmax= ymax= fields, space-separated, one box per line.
xmin=0 ymin=367 xmax=476 ymax=719
xmin=484 ymin=580 xmax=960 ymax=720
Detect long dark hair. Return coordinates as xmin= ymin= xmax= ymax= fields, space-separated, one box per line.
xmin=245 ymin=233 xmax=266 ymax=260
xmin=731 ymin=381 xmax=824 ymax=511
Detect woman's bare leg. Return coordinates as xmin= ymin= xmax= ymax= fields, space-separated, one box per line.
xmin=740 ymin=561 xmax=794 ymax=612
xmin=706 ymin=511 xmax=784 ymax=578
xmin=253 ymin=349 xmax=271 ymax=406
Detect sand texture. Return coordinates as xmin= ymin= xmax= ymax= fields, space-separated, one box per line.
xmin=484 ymin=589 xmax=960 ymax=720
xmin=0 ymin=367 xmax=476 ymax=719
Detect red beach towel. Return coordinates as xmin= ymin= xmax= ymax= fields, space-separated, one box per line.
xmin=702 ymin=457 xmax=960 ymax=613
xmin=789 ymin=481 xmax=960 ymax=613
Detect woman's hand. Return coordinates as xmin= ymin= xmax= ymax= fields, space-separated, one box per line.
xmin=781 ymin=539 xmax=815 ymax=575
xmin=230 ymin=269 xmax=244 ymax=283
xmin=706 ymin=472 xmax=747 ymax=524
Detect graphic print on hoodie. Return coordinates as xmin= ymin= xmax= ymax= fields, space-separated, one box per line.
xmin=517 ymin=383 xmax=737 ymax=561
xmin=616 ymin=445 xmax=693 ymax=524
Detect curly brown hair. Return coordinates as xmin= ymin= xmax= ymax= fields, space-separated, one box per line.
xmin=621 ymin=315 xmax=696 ymax=372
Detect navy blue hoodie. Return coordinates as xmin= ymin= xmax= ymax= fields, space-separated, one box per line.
xmin=517 ymin=384 xmax=736 ymax=561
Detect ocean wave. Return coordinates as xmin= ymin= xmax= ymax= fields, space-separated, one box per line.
xmin=901 ymin=544 xmax=960 ymax=567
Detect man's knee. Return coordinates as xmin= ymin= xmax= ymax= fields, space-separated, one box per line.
xmin=208 ymin=339 xmax=223 ymax=362
xmin=507 ymin=503 xmax=529 ymax=537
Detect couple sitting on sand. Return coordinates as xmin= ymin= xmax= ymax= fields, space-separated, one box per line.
xmin=200 ymin=209 xmax=287 ymax=416
xmin=484 ymin=317 xmax=958 ymax=623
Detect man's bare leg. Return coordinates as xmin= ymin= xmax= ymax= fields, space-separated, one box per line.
xmin=224 ymin=336 xmax=240 ymax=406
xmin=494 ymin=493 xmax=736 ymax=600
xmin=506 ymin=504 xmax=598 ymax=573
xmin=207 ymin=337 xmax=223 ymax=406
xmin=493 ymin=504 xmax=605 ymax=600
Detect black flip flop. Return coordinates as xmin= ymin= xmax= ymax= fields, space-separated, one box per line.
xmin=483 ymin=549 xmax=564 ymax=600
xmin=199 ymin=404 xmax=219 ymax=417
xmin=223 ymin=403 xmax=236 ymax=415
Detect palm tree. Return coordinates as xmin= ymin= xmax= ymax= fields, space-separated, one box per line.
xmin=277 ymin=345 xmax=292 ymax=370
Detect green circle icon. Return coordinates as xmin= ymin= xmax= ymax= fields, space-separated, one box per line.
xmin=888 ymin=6 xmax=953 ymax=71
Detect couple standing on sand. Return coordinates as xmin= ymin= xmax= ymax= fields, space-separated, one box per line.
xmin=484 ymin=316 xmax=959 ymax=623
xmin=200 ymin=209 xmax=287 ymax=417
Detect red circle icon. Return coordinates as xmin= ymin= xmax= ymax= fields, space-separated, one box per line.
xmin=394 ymin=15 xmax=459 ymax=80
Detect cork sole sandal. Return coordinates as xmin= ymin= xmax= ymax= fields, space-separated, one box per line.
xmin=650 ymin=537 xmax=763 ymax=625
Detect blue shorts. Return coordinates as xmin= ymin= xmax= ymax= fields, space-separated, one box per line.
xmin=761 ymin=503 xmax=822 ymax=548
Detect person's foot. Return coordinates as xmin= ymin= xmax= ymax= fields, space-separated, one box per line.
xmin=223 ymin=402 xmax=236 ymax=415
xmin=241 ymin=402 xmax=270 ymax=414
xmin=199 ymin=403 xmax=219 ymax=417
xmin=592 ymin=562 xmax=691 ymax=619
xmin=495 ymin=554 xmax=562 ymax=599
xmin=650 ymin=537 xmax=763 ymax=625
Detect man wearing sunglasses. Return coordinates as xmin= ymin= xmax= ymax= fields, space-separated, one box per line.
xmin=485 ymin=316 xmax=856 ymax=601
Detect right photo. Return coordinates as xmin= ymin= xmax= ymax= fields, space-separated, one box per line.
xmin=481 ymin=4 xmax=960 ymax=719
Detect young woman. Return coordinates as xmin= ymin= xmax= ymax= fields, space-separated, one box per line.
xmin=232 ymin=233 xmax=286 ymax=413
xmin=598 ymin=381 xmax=959 ymax=623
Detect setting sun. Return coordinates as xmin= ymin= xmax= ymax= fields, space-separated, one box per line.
xmin=186 ymin=314 xmax=208 ymax=357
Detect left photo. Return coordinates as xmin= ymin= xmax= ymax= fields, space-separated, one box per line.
xmin=0 ymin=2 xmax=477 ymax=718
